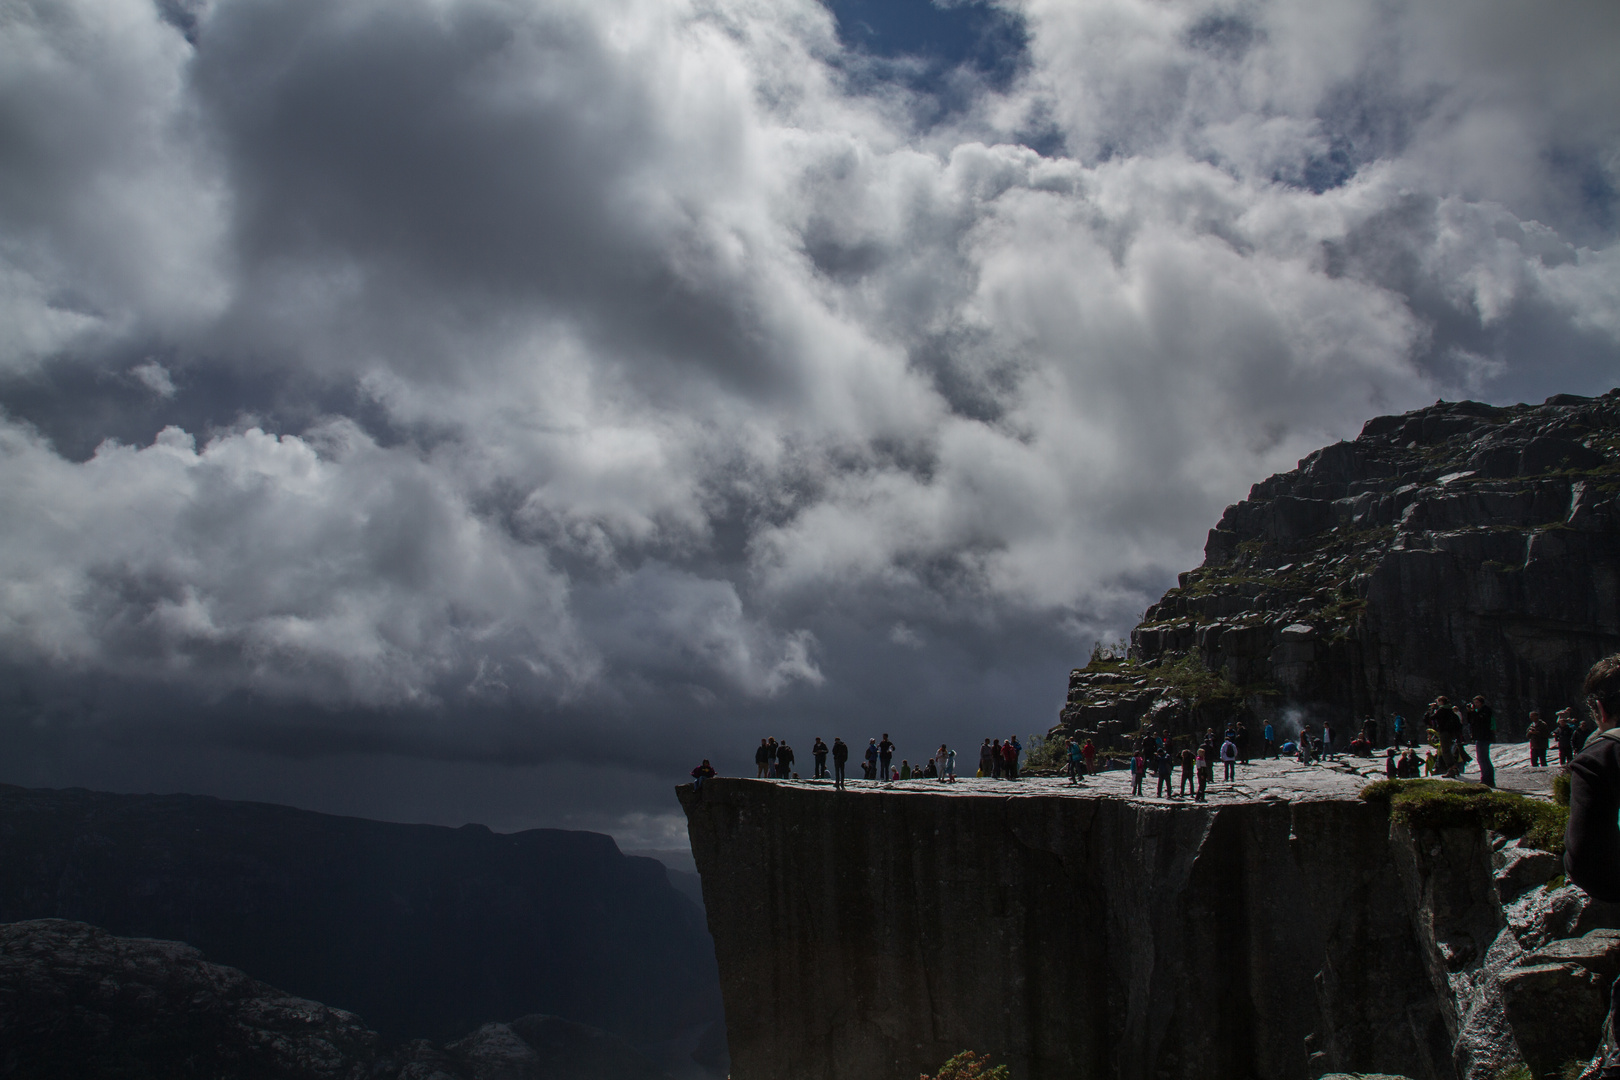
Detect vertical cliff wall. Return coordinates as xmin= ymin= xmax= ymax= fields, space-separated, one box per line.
xmin=680 ymin=780 xmax=1480 ymax=1080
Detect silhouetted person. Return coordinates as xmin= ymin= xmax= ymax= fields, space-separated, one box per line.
xmin=812 ymin=737 xmax=829 ymax=779
xmin=878 ymin=734 xmax=894 ymax=784
xmin=755 ymin=739 xmax=770 ymax=778
xmin=1195 ymin=749 xmax=1211 ymax=802
xmin=690 ymin=760 xmax=716 ymax=796
xmin=1562 ymin=654 xmax=1620 ymax=1079
xmin=980 ymin=738 xmax=994 ymax=778
xmin=832 ymin=738 xmax=849 ymax=788
xmin=991 ymin=738 xmax=1003 ymax=779
xmin=1465 ymin=695 xmax=1495 ymax=787
xmin=776 ymin=742 xmax=794 ymax=778
xmin=1557 ymin=710 xmax=1576 ymax=766
xmin=1180 ymin=748 xmax=1195 ymax=796
xmin=865 ymin=738 xmax=879 ymax=781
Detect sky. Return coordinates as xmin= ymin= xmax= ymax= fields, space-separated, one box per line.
xmin=1 ymin=0 xmax=1617 ymax=851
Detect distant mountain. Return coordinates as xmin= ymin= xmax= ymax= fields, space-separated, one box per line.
xmin=0 ymin=918 xmax=677 ymax=1080
xmin=0 ymin=784 xmax=723 ymax=1068
xmin=1058 ymin=389 xmax=1620 ymax=743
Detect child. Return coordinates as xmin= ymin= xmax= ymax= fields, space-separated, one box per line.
xmin=1423 ymin=750 xmax=1438 ymax=776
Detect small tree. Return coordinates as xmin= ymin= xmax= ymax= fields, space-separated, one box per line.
xmin=920 ymin=1050 xmax=1010 ymax=1080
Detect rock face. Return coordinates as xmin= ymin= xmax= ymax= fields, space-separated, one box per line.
xmin=0 ymin=919 xmax=677 ymax=1080
xmin=680 ymin=778 xmax=1618 ymax=1080
xmin=0 ymin=784 xmax=721 ymax=1050
xmin=1060 ymin=390 xmax=1620 ymax=744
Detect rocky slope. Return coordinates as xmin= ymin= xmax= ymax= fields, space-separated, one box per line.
xmin=0 ymin=918 xmax=675 ymax=1080
xmin=0 ymin=784 xmax=722 ymax=1056
xmin=679 ymin=774 xmax=1620 ymax=1080
xmin=1059 ymin=390 xmax=1620 ymax=746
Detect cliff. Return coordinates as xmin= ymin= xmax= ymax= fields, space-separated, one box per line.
xmin=0 ymin=784 xmax=722 ymax=1054
xmin=0 ymin=919 xmax=676 ymax=1080
xmin=680 ymin=773 xmax=1620 ymax=1080
xmin=1059 ymin=390 xmax=1620 ymax=744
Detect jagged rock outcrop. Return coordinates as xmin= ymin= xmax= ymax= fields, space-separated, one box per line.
xmin=679 ymin=778 xmax=1620 ymax=1080
xmin=1059 ymin=390 xmax=1620 ymax=745
xmin=0 ymin=919 xmax=676 ymax=1080
xmin=0 ymin=784 xmax=722 ymax=1054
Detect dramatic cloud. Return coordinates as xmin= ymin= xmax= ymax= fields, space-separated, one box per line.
xmin=1 ymin=0 xmax=1616 ymax=840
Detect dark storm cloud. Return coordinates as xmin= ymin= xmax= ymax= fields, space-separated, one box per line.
xmin=0 ymin=0 xmax=1616 ymax=842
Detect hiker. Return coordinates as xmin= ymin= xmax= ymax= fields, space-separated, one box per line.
xmin=1180 ymin=748 xmax=1196 ymax=796
xmin=990 ymin=738 xmax=1003 ymax=779
xmin=832 ymin=738 xmax=849 ymax=788
xmin=1221 ymin=735 xmax=1237 ymax=783
xmin=812 ymin=737 xmax=829 ymax=779
xmin=1154 ymin=749 xmax=1173 ymax=798
xmin=1362 ymin=717 xmax=1379 ymax=749
xmin=1067 ymin=738 xmax=1085 ymax=785
xmin=1322 ymin=721 xmax=1336 ymax=760
xmin=1398 ymin=749 xmax=1421 ymax=778
xmin=1385 ymin=747 xmax=1398 ymax=779
xmin=944 ymin=745 xmax=957 ymax=783
xmin=755 ymin=739 xmax=770 ymax=778
xmin=1562 ymin=653 xmax=1620 ymax=1079
xmin=1004 ymin=736 xmax=1022 ymax=781
xmin=1556 ymin=710 xmax=1576 ymax=766
xmin=1082 ymin=738 xmax=1097 ymax=774
xmin=980 ymin=739 xmax=996 ymax=778
xmin=1262 ymin=720 xmax=1276 ymax=759
xmin=1392 ymin=714 xmax=1406 ymax=747
xmin=878 ymin=734 xmax=894 ymax=783
xmin=776 ymin=742 xmax=794 ymax=778
xmin=690 ymin=759 xmax=717 ymax=796
xmin=1526 ymin=713 xmax=1549 ymax=768
xmin=865 ymin=738 xmax=879 ymax=781
xmin=1236 ymin=721 xmax=1250 ymax=765
xmin=1130 ymin=751 xmax=1146 ymax=796
xmin=899 ymin=760 xmax=911 ymax=780
xmin=1195 ymin=748 xmax=1211 ymax=801
xmin=1465 ymin=695 xmax=1496 ymax=787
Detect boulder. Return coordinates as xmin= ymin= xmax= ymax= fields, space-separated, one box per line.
xmin=1499 ymin=962 xmax=1607 ymax=1079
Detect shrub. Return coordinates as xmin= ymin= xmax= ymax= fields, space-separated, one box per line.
xmin=919 ymin=1051 xmax=1010 ymax=1080
xmin=1361 ymin=779 xmax=1569 ymax=857
xmin=1552 ymin=770 xmax=1571 ymax=808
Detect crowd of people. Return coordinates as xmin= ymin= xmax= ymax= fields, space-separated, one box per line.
xmin=688 ymin=691 xmax=1602 ymax=797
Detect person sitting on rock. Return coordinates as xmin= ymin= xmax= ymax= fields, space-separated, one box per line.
xmin=1425 ymin=696 xmax=1463 ymax=776
xmin=1398 ymin=749 xmax=1421 ymax=778
xmin=690 ymin=760 xmax=716 ymax=795
xmin=1526 ymin=712 xmax=1550 ymax=768
xmin=1385 ymin=747 xmax=1398 ymax=778
xmin=1563 ymin=653 xmax=1620 ymax=1079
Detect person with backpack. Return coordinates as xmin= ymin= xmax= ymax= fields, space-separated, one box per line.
xmin=1526 ymin=712 xmax=1550 ymax=768
xmin=1464 ymin=695 xmax=1496 ymax=787
xmin=1221 ymin=735 xmax=1237 ymax=783
xmin=1066 ymin=737 xmax=1085 ymax=785
xmin=1562 ymin=654 xmax=1620 ymax=1078
xmin=812 ymin=737 xmax=829 ymax=779
xmin=832 ymin=738 xmax=849 ymax=788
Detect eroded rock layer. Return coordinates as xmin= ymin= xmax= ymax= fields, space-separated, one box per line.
xmin=1061 ymin=390 xmax=1620 ymax=743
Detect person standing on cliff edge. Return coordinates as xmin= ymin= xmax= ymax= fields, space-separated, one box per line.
xmin=878 ymin=733 xmax=894 ymax=784
xmin=832 ymin=738 xmax=849 ymax=788
xmin=1562 ymin=653 xmax=1620 ymax=1079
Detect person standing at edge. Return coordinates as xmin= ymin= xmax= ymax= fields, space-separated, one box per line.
xmin=1003 ymin=736 xmax=1021 ymax=781
xmin=832 ymin=738 xmax=849 ymax=788
xmin=690 ymin=760 xmax=716 ymax=797
xmin=1465 ymin=695 xmax=1496 ymax=787
xmin=865 ymin=738 xmax=879 ymax=781
xmin=776 ymin=741 xmax=794 ymax=778
xmin=755 ymin=739 xmax=770 ymax=778
xmin=878 ymin=733 xmax=894 ymax=784
xmin=1562 ymin=654 xmax=1620 ymax=1078
xmin=980 ymin=738 xmax=994 ymax=778
xmin=1067 ymin=737 xmax=1084 ymax=785
xmin=990 ymin=738 xmax=1003 ymax=779
xmin=1082 ymin=738 xmax=1097 ymax=775
xmin=812 ymin=737 xmax=829 ymax=780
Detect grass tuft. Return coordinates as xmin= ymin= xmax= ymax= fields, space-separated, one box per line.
xmin=1361 ymin=779 xmax=1568 ymax=857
